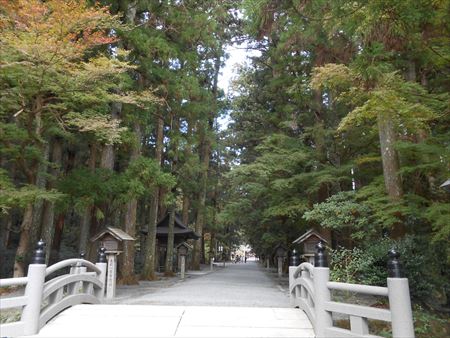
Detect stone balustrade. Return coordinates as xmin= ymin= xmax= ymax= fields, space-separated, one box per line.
xmin=289 ymin=242 xmax=415 ymax=338
xmin=0 ymin=241 xmax=107 ymax=337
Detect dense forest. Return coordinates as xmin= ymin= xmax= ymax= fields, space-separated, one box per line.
xmin=1 ymin=0 xmax=449 ymax=332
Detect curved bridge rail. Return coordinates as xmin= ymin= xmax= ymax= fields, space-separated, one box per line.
xmin=0 ymin=243 xmax=107 ymax=337
xmin=289 ymin=262 xmax=316 ymax=324
xmin=289 ymin=244 xmax=415 ymax=338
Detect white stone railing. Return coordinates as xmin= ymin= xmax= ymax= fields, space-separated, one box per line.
xmin=289 ymin=243 xmax=415 ymax=338
xmin=289 ymin=262 xmax=316 ymax=324
xmin=0 ymin=242 xmax=107 ymax=337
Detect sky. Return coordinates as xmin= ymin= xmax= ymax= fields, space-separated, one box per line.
xmin=218 ymin=44 xmax=249 ymax=95
xmin=217 ymin=43 xmax=259 ymax=129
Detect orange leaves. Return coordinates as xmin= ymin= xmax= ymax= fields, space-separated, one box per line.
xmin=81 ymin=29 xmax=117 ymax=49
xmin=0 ymin=0 xmax=119 ymax=64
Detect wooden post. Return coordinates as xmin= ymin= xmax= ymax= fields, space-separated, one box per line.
xmin=106 ymin=253 xmax=117 ymax=299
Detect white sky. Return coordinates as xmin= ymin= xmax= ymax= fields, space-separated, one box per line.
xmin=218 ymin=44 xmax=249 ymax=95
xmin=217 ymin=43 xmax=259 ymax=129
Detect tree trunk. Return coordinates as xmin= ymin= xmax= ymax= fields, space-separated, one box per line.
xmin=100 ymin=103 xmax=120 ymax=171
xmin=85 ymin=102 xmax=121 ymax=261
xmin=142 ymin=115 xmax=164 ymax=280
xmin=117 ymin=1 xmax=139 ymax=283
xmin=0 ymin=215 xmax=12 ymax=252
xmin=164 ymin=116 xmax=179 ymax=276
xmin=99 ymin=101 xmax=121 ymax=220
xmin=192 ymin=127 xmax=210 ymax=270
xmin=41 ymin=138 xmax=63 ymax=264
xmin=377 ymin=112 xmax=404 ymax=237
xmin=182 ymin=193 xmax=190 ymax=226
xmin=164 ymin=206 xmax=175 ymax=275
xmin=13 ymin=204 xmax=33 ymax=277
xmin=79 ymin=144 xmax=97 ymax=254
xmin=14 ymin=96 xmax=43 ymax=277
xmin=209 ymin=231 xmax=215 ymax=262
xmin=29 ymin=142 xmax=50 ymax=252
xmin=120 ymin=123 xmax=141 ymax=284
xmin=377 ymin=113 xmax=403 ymax=200
xmin=0 ymin=159 xmax=13 ymax=252
xmin=406 ymin=60 xmax=416 ymax=82
xmin=50 ymin=214 xmax=65 ymax=262
xmin=158 ymin=187 xmax=168 ymax=220
xmin=181 ymin=119 xmax=193 ymax=227
xmin=192 ymin=55 xmax=221 ymax=270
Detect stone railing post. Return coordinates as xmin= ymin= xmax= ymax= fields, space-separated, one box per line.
xmin=21 ymin=240 xmax=47 ymax=335
xmin=313 ymin=241 xmax=332 ymax=338
xmin=95 ymin=247 xmax=107 ymax=298
xmin=387 ymin=249 xmax=415 ymax=338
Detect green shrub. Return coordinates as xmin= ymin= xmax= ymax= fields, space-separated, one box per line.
xmin=413 ymin=304 xmax=449 ymax=338
xmin=329 ymin=235 xmax=449 ymax=302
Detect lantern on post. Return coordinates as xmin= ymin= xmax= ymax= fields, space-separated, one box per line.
xmin=90 ymin=227 xmax=134 ymax=299
xmin=292 ymin=229 xmax=328 ymax=264
xmin=176 ymin=242 xmax=192 ymax=279
xmin=274 ymin=244 xmax=287 ymax=278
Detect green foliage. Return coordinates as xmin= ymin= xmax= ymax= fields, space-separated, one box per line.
xmin=64 ymin=112 xmax=127 ymax=145
xmin=330 ymin=235 xmax=449 ymax=302
xmin=223 ymin=1 xmax=450 ymax=311
xmin=412 ymin=304 xmax=449 ymax=338
xmin=303 ymin=192 xmax=373 ymax=240
xmin=329 ymin=247 xmax=380 ymax=284
xmin=58 ymin=158 xmax=175 ymax=215
xmin=58 ymin=168 xmax=122 ymax=213
xmin=123 ymin=157 xmax=176 ymax=199
xmin=0 ymin=169 xmax=64 ymax=213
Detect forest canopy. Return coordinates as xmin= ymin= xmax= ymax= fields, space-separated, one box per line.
xmin=0 ymin=1 xmax=449 ymax=325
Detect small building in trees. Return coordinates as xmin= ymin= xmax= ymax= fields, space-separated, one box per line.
xmin=90 ymin=227 xmax=135 ymax=297
xmin=141 ymin=213 xmax=200 ymax=272
xmin=292 ymin=229 xmax=328 ymax=264
xmin=90 ymin=227 xmax=135 ymax=253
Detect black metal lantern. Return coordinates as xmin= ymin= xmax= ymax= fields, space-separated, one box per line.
xmin=289 ymin=249 xmax=300 ymax=266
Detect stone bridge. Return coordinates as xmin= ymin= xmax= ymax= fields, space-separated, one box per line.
xmin=0 ymin=241 xmax=415 ymax=337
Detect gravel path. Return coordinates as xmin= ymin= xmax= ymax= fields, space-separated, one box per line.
xmin=112 ymin=261 xmax=291 ymax=307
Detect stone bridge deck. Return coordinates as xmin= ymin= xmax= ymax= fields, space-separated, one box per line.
xmin=30 ymin=304 xmax=313 ymax=337
xmin=26 ymin=261 xmax=314 ymax=337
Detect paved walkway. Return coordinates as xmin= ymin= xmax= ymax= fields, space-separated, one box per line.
xmin=29 ymin=262 xmax=315 ymax=337
xmin=113 ymin=261 xmax=291 ymax=307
